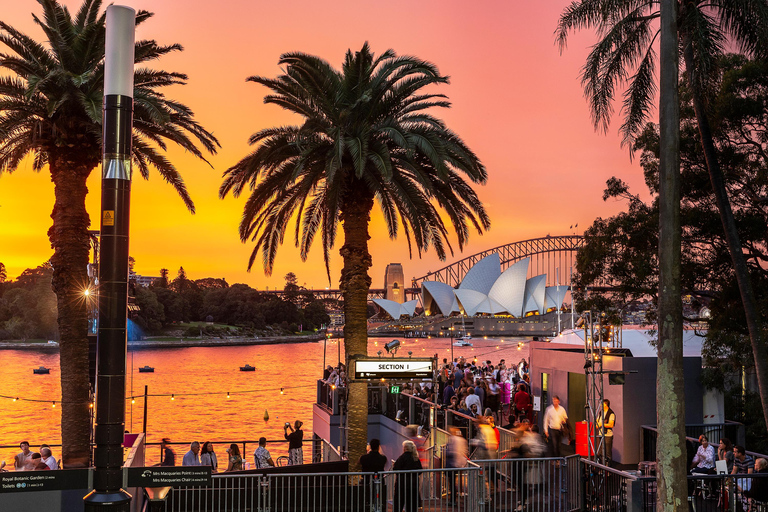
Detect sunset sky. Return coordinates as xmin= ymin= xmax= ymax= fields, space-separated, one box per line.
xmin=0 ymin=0 xmax=652 ymax=290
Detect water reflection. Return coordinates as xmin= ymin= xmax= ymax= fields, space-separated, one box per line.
xmin=0 ymin=336 xmax=529 ymax=465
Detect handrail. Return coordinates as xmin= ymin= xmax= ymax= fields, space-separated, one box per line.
xmin=581 ymin=457 xmax=638 ymax=479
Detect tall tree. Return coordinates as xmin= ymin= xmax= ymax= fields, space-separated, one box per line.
xmin=556 ymin=0 xmax=768 ymax=438
xmin=221 ymin=43 xmax=489 ymax=467
xmin=556 ymin=0 xmax=687 ymax=507
xmin=0 ymin=262 xmax=6 ymax=282
xmin=0 ymin=0 xmax=219 ymax=465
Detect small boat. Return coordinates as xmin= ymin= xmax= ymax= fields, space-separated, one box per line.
xmin=138 ymin=366 xmax=155 ymax=373
xmin=33 ymin=366 xmax=50 ymax=374
xmin=453 ymin=340 xmax=473 ymax=347
xmin=240 ymin=364 xmax=256 ymax=372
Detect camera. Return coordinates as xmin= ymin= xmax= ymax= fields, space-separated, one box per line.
xmin=284 ymin=422 xmax=291 ymax=428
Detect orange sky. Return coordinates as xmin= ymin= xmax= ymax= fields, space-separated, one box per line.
xmin=0 ymin=0 xmax=652 ymax=290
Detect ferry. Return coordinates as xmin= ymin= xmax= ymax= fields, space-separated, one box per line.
xmin=138 ymin=365 xmax=155 ymax=373
xmin=453 ymin=337 xmax=473 ymax=347
xmin=239 ymin=364 xmax=256 ymax=372
xmin=33 ymin=366 xmax=50 ymax=374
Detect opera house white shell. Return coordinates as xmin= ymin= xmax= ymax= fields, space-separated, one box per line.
xmin=372 ymin=299 xmax=419 ymax=319
xmin=419 ymin=254 xmax=570 ymax=318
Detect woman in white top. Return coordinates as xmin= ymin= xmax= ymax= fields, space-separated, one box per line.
xmin=200 ymin=442 xmax=218 ymax=472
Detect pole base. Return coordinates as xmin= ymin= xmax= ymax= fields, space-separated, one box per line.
xmin=84 ymin=489 xmax=132 ymax=512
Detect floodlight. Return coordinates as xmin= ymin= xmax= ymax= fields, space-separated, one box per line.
xmin=385 ymin=339 xmax=401 ymax=354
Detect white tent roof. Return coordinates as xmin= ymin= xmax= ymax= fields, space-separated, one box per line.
xmin=552 ymin=327 xmax=706 ymax=358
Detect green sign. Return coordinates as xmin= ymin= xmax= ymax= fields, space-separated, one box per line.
xmin=390 ymin=385 xmax=401 ymax=394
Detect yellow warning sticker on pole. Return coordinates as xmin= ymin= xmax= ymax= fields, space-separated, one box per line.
xmin=103 ymin=210 xmax=115 ymax=226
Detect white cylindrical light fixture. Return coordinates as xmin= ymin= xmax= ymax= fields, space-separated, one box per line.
xmin=104 ymin=5 xmax=135 ymax=98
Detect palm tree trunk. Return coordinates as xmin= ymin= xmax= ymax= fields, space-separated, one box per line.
xmin=49 ymin=156 xmax=94 ymax=468
xmin=656 ymin=2 xmax=687 ymax=510
xmin=340 ymin=180 xmax=374 ymax=470
xmin=683 ymin=44 xmax=768 ymax=433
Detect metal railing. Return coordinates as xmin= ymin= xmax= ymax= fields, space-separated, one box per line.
xmin=638 ymin=473 xmax=768 ymax=512
xmin=144 ymin=438 xmax=332 ymax=467
xmin=472 ymin=455 xmax=581 ymax=512
xmin=582 ymin=457 xmax=636 ymax=512
xmin=641 ymin=425 xmax=767 ymax=466
xmin=156 ymin=466 xmax=483 ymax=512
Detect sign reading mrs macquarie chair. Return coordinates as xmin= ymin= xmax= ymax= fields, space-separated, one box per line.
xmin=354 ymin=358 xmax=435 ymax=380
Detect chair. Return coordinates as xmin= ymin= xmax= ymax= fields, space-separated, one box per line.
xmin=716 ymin=460 xmax=728 ymax=475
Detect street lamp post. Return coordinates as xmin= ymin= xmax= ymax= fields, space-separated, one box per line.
xmin=449 ymin=326 xmax=454 ymax=362
xmin=84 ymin=6 xmax=135 ymax=511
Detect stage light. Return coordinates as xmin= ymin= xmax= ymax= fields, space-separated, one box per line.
xmin=385 ymin=339 xmax=401 ymax=354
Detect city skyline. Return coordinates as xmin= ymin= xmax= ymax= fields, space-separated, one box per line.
xmin=1 ymin=0 xmax=651 ymax=289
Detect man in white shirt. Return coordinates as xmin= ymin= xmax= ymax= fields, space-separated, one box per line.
xmin=14 ymin=441 xmax=32 ymax=470
xmin=543 ymin=396 xmax=568 ymax=457
xmin=182 ymin=441 xmax=201 ymax=466
xmin=40 ymin=447 xmax=58 ymax=470
xmin=464 ymin=387 xmax=482 ymax=412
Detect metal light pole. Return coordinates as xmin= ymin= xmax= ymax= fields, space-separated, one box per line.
xmin=84 ymin=6 xmax=135 ymax=511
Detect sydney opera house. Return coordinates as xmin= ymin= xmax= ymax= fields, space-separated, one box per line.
xmin=372 ymin=254 xmax=573 ymax=337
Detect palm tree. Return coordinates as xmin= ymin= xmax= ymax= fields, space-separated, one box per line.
xmin=0 ymin=0 xmax=219 ymax=466
xmin=0 ymin=262 xmax=6 ymax=282
xmin=556 ymin=1 xmax=768 ymax=447
xmin=221 ymin=43 xmax=489 ymax=467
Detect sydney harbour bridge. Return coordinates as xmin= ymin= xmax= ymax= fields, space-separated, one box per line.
xmin=264 ymin=235 xmax=585 ymax=302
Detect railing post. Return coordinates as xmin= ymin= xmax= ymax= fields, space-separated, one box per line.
xmin=373 ymin=473 xmax=382 ymax=512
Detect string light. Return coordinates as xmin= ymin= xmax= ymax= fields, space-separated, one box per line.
xmin=227 ymin=392 xmax=230 ymax=399
xmin=52 ymin=402 xmax=56 ymax=408
xmin=280 ymin=388 xmax=284 ymax=395
xmin=13 ymin=397 xmax=17 ymax=402
xmin=131 ymin=398 xmax=135 ymax=404
xmin=89 ymin=403 xmax=94 ymax=408
xmin=171 ymin=394 xmax=175 ymax=401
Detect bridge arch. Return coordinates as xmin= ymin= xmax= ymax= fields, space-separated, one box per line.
xmin=412 ymin=235 xmax=585 ymax=289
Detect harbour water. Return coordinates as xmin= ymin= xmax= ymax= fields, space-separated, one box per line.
xmin=0 ymin=336 xmax=530 ymax=466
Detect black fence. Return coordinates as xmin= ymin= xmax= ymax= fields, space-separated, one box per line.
xmin=638 ymin=473 xmax=768 ymax=512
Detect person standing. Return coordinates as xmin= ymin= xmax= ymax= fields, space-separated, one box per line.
xmin=160 ymin=438 xmax=176 ymax=466
xmin=226 ymin=444 xmax=243 ymax=471
xmin=200 ymin=442 xmax=218 ymax=472
xmin=253 ymin=438 xmax=275 ymax=469
xmin=543 ymin=396 xmax=568 ymax=457
xmin=284 ymin=420 xmax=304 ymax=465
xmin=14 ymin=441 xmax=32 ymax=471
xmin=182 ymin=442 xmax=201 ymax=466
xmin=597 ymin=399 xmax=616 ymax=465
xmin=360 ymin=438 xmax=388 ymax=472
xmin=393 ymin=440 xmax=422 ymax=512
xmin=513 ymin=383 xmax=532 ymax=423
xmin=445 ymin=427 xmax=468 ymax=505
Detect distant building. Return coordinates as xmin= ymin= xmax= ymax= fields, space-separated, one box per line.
xmin=384 ymin=263 xmax=405 ymax=303
xmin=129 ymin=269 xmax=160 ymax=288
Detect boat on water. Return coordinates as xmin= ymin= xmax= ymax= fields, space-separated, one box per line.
xmin=138 ymin=365 xmax=155 ymax=373
xmin=240 ymin=364 xmax=256 ymax=372
xmin=453 ymin=339 xmax=473 ymax=347
xmin=33 ymin=366 xmax=50 ymax=374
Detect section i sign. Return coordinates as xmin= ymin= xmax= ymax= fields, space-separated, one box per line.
xmin=354 ymin=358 xmax=434 ymax=379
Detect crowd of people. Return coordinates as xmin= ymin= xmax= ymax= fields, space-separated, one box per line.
xmin=156 ymin=420 xmax=305 ymax=471
xmin=1 ymin=441 xmax=60 ymax=471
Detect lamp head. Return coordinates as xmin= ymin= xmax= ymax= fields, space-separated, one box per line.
xmin=385 ymin=339 xmax=401 ymax=354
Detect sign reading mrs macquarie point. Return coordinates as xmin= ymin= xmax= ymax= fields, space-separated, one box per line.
xmin=125 ymin=466 xmax=212 ymax=488
xmin=354 ymin=358 xmax=434 ymax=379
